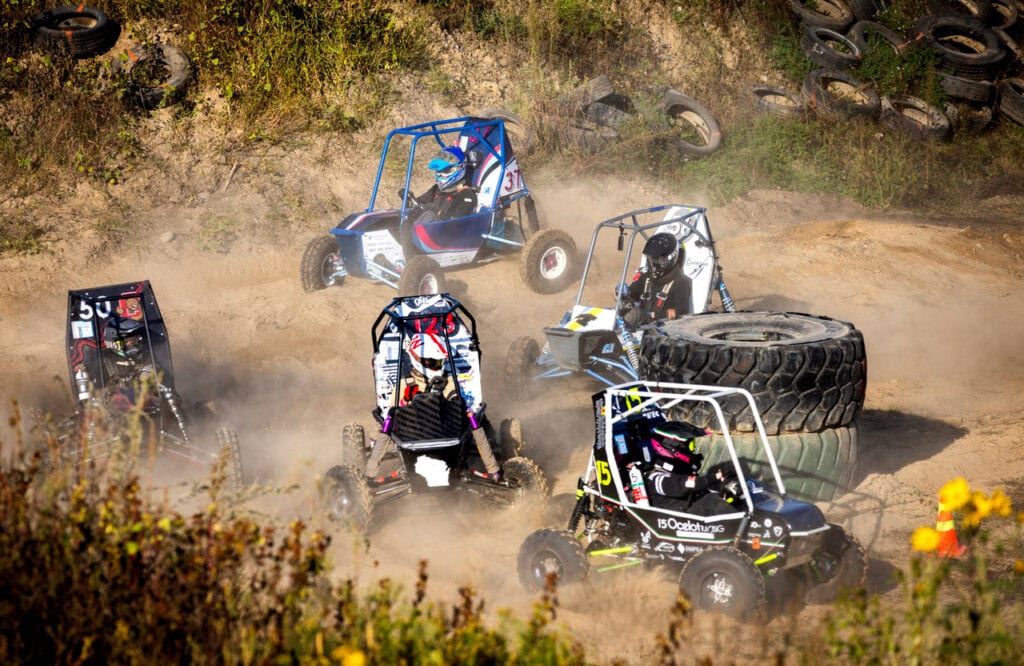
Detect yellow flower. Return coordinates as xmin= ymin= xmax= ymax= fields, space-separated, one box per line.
xmin=911 ymin=526 xmax=941 ymax=552
xmin=990 ymin=489 xmax=1013 ymax=518
xmin=1015 ymin=560 xmax=1024 ymax=576
xmin=939 ymin=477 xmax=971 ymax=511
xmin=343 ymin=652 xmax=365 ymax=666
xmin=970 ymin=491 xmax=992 ymax=520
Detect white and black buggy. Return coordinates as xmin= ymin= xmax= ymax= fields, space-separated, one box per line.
xmin=517 ymin=381 xmax=867 ymax=620
xmin=321 ymin=294 xmax=548 ymax=530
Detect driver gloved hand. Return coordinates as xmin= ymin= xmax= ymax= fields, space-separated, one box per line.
xmin=622 ymin=306 xmax=652 ymax=328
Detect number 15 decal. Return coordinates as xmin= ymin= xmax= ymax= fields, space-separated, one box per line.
xmin=596 ymin=460 xmax=612 ymax=486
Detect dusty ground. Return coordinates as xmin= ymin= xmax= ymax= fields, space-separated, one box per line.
xmin=3 ymin=149 xmax=1024 ymax=660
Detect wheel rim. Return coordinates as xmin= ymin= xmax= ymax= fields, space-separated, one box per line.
xmin=326 ymin=484 xmax=353 ymax=521
xmin=697 ymin=571 xmax=736 ymax=608
xmin=57 ymin=17 xmax=97 ymax=30
xmin=419 ymin=273 xmax=439 ymax=294
xmin=670 ymin=108 xmax=712 ymax=145
xmin=539 ymin=247 xmax=567 ymax=280
xmin=529 ymin=549 xmax=565 ymax=584
xmin=321 ymin=252 xmax=343 ymax=287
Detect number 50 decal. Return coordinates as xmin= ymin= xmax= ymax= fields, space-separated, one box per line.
xmin=596 ymin=460 xmax=612 ymax=486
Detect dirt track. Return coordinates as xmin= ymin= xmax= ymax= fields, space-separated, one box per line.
xmin=2 ymin=174 xmax=1024 ymax=661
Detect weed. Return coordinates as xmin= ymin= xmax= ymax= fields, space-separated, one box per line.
xmin=198 ymin=214 xmax=239 ymax=253
xmin=0 ymin=215 xmax=46 ymax=254
xmin=767 ymin=23 xmax=814 ymax=84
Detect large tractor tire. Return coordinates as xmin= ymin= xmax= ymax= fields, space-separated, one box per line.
xmin=639 ymin=312 xmax=866 ymax=435
xmin=701 ymin=425 xmax=860 ymax=502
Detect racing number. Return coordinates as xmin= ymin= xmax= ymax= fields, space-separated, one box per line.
xmin=596 ymin=460 xmax=612 ymax=487
xmin=623 ymin=387 xmax=642 ymax=411
xmin=77 ymin=300 xmax=112 ymax=321
xmin=502 ymin=167 xmax=522 ymax=193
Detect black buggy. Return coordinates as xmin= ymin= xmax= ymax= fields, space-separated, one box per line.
xmin=41 ymin=281 xmax=243 ymax=488
xmin=517 ymin=382 xmax=867 ymax=620
xmin=321 ymin=294 xmax=548 ymax=530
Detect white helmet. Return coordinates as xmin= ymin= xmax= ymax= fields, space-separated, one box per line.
xmin=408 ymin=333 xmax=448 ymax=383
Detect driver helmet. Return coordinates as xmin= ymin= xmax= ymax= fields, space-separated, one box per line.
xmin=650 ymin=421 xmax=707 ymax=471
xmin=428 ymin=146 xmax=467 ymax=192
xmin=408 ymin=332 xmax=448 ymax=383
xmin=103 ymin=316 xmax=147 ymax=362
xmin=643 ymin=232 xmax=682 ymax=279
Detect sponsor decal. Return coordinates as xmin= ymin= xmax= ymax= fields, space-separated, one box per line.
xmin=763 ymin=518 xmax=773 ymax=528
xmin=655 ymin=542 xmax=675 ymax=553
xmin=601 ymin=343 xmax=616 ymax=354
xmin=657 ymin=517 xmax=726 ymax=539
xmin=71 ymin=320 xmax=94 ymax=340
xmin=773 ymin=526 xmax=784 ymax=537
xmin=641 ymin=530 xmax=651 ymax=544
xmin=677 ymin=543 xmax=703 ymax=554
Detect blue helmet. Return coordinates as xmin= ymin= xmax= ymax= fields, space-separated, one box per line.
xmin=428 ymin=146 xmax=467 ymax=192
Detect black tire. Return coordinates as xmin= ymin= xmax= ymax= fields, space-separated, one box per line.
xmin=519 ymin=229 xmax=577 ymax=295
xmin=750 ymin=85 xmax=809 ymax=117
xmin=701 ymin=425 xmax=860 ymax=502
xmin=300 ymin=235 xmax=344 ymax=292
xmin=678 ymin=547 xmax=767 ymax=621
xmin=32 ymin=6 xmax=118 ymax=58
xmin=585 ymin=101 xmax=633 ymax=130
xmin=919 ymin=15 xmax=1005 ymax=66
xmin=518 ymin=528 xmax=589 ymax=592
xmin=499 ymin=417 xmax=525 ymax=458
xmin=502 ymin=456 xmax=549 ymax=500
xmin=505 ymin=336 xmax=540 ymax=399
xmin=848 ymin=20 xmax=907 ymax=55
xmin=119 ymin=44 xmax=192 ymax=110
xmin=802 ymin=26 xmax=864 ymax=70
xmin=480 ymin=107 xmax=536 ymax=157
xmin=639 ymin=311 xmax=867 ymax=435
xmin=880 ymin=94 xmax=951 ymax=141
xmin=560 ymin=74 xmax=616 ymax=112
xmin=944 ymin=100 xmax=995 ymax=132
xmin=659 ymin=89 xmax=722 ymax=158
xmin=998 ymin=77 xmax=1024 ymax=123
xmin=341 ymin=423 xmax=366 ymax=472
xmin=938 ymin=71 xmax=996 ymax=102
xmin=322 ymin=465 xmax=373 ymax=531
xmin=803 ymin=68 xmax=881 ymax=121
xmin=992 ymin=0 xmax=1020 ymax=30
xmin=926 ymin=0 xmax=998 ymax=24
xmin=805 ymin=528 xmax=868 ymax=603
xmin=787 ymin=0 xmax=855 ymax=31
xmin=994 ymin=26 xmax=1024 ymax=62
xmin=214 ymin=427 xmax=244 ymax=492
xmin=398 ymin=255 xmax=447 ymax=296
xmin=561 ymin=121 xmax=620 ymax=152
xmin=849 ymin=0 xmax=882 ymax=21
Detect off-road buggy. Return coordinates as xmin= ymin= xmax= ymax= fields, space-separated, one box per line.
xmin=300 ymin=116 xmax=577 ymax=297
xmin=517 ymin=382 xmax=867 ymax=620
xmin=321 ymin=294 xmax=549 ymax=530
xmin=505 ymin=205 xmax=734 ymax=394
xmin=40 ymin=281 xmax=243 ymax=489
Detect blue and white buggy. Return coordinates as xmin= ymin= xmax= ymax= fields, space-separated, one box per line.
xmin=505 ymin=205 xmax=735 ymax=394
xmin=321 ymin=294 xmax=548 ymax=530
xmin=516 ymin=382 xmax=868 ymax=620
xmin=301 ymin=116 xmax=577 ymax=296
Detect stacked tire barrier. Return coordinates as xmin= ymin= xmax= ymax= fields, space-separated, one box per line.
xmin=757 ymin=0 xmax=1024 ymax=137
xmin=639 ymin=312 xmax=867 ymax=503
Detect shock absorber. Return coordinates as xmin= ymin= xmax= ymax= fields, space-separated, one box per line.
xmin=617 ymin=316 xmax=641 ymax=370
xmin=717 ymin=277 xmax=735 ymax=312
xmin=161 ymin=385 xmax=190 ymax=446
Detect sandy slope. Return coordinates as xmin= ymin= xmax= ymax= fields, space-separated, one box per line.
xmin=2 ymin=175 xmax=1023 ymax=662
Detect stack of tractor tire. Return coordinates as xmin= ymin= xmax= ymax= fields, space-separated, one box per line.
xmin=755 ymin=0 xmax=1024 ymax=139
xmin=639 ymin=312 xmax=867 ymax=503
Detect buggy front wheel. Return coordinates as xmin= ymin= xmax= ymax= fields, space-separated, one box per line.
xmin=398 ymin=255 xmax=447 ymax=296
xmin=805 ymin=528 xmax=868 ymax=604
xmin=505 ymin=336 xmax=540 ymax=399
xmin=520 ymin=229 xmax=577 ymax=295
xmin=301 ymin=235 xmax=345 ymax=292
xmin=341 ymin=423 xmax=366 ymax=473
xmin=322 ymin=465 xmax=373 ymax=531
xmin=678 ymin=547 xmax=766 ymax=621
xmin=517 ymin=528 xmax=590 ymax=592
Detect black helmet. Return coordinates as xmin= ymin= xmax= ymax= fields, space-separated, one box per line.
xmin=103 ymin=316 xmax=146 ymax=360
xmin=643 ymin=232 xmax=681 ymax=279
xmin=650 ymin=420 xmax=706 ymax=471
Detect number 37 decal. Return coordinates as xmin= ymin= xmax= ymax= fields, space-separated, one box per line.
xmin=501 ymin=166 xmax=523 ymax=194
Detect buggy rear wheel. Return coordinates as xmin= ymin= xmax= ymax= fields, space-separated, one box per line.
xmin=505 ymin=336 xmax=540 ymax=399
xmin=322 ymin=465 xmax=373 ymax=531
xmin=520 ymin=229 xmax=577 ymax=294
xmin=398 ymin=255 xmax=447 ymax=296
xmin=341 ymin=423 xmax=366 ymax=473
xmin=213 ymin=427 xmax=244 ymax=493
xmin=518 ymin=528 xmax=590 ymax=592
xmin=301 ymin=235 xmax=345 ymax=292
xmin=678 ymin=547 xmax=766 ymax=621
xmin=499 ymin=417 xmax=525 ymax=458
xmin=805 ymin=528 xmax=868 ymax=604
xmin=502 ymin=456 xmax=549 ymax=502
